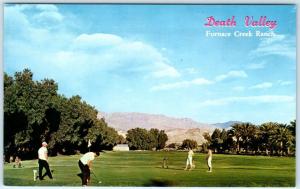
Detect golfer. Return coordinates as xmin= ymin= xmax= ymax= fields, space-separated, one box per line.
xmin=78 ymin=151 xmax=100 ymax=186
xmin=38 ymin=142 xmax=53 ymax=180
xmin=206 ymin=149 xmax=213 ymax=172
xmin=184 ymin=148 xmax=194 ymax=170
xmin=13 ymin=156 xmax=22 ymax=168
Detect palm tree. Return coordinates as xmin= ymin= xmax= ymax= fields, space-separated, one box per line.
xmin=225 ymin=130 xmax=235 ymax=153
xmin=211 ymin=128 xmax=222 ymax=153
xmin=253 ymin=128 xmax=263 ymax=154
xmin=259 ymin=122 xmax=278 ymax=155
xmin=287 ymin=120 xmax=296 ymax=154
xmin=287 ymin=120 xmax=296 ymax=136
xmin=230 ymin=123 xmax=243 ymax=154
xmin=270 ymin=124 xmax=294 ymax=156
xmin=220 ymin=129 xmax=228 ymax=153
xmin=239 ymin=123 xmax=257 ymax=154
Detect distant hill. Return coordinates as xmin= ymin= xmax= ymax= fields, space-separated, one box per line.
xmin=213 ymin=121 xmax=242 ymax=129
xmin=97 ymin=112 xmax=236 ymax=145
xmin=98 ymin=112 xmax=213 ymax=131
xmin=165 ymin=127 xmax=213 ymax=145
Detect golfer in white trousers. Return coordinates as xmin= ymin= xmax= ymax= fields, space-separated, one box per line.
xmin=184 ymin=148 xmax=194 ymax=171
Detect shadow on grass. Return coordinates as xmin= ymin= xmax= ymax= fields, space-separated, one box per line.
xmin=77 ymin=173 xmax=83 ymax=181
xmin=156 ymin=166 xmax=185 ymax=171
xmin=144 ymin=179 xmax=177 ymax=186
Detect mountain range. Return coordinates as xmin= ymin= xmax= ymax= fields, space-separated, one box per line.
xmin=97 ymin=112 xmax=239 ymax=145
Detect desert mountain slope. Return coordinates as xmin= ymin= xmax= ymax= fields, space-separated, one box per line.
xmin=97 ymin=112 xmax=236 ymax=145
xmin=98 ymin=112 xmax=213 ymax=131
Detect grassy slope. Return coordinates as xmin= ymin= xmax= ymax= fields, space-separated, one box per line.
xmin=3 ymin=151 xmax=295 ymax=187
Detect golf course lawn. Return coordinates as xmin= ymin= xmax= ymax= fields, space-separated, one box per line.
xmin=3 ymin=151 xmax=295 ymax=187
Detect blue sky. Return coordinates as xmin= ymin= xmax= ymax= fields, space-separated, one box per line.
xmin=4 ymin=4 xmax=296 ymax=124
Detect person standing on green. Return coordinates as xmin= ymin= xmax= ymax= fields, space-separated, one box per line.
xmin=184 ymin=148 xmax=194 ymax=171
xmin=206 ymin=149 xmax=213 ymax=172
xmin=38 ymin=142 xmax=53 ymax=180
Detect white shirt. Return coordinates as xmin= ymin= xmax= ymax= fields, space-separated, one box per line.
xmin=38 ymin=146 xmax=48 ymax=160
xmin=208 ymin=150 xmax=212 ymax=157
xmin=80 ymin=152 xmax=95 ymax=165
xmin=188 ymin=150 xmax=194 ymax=158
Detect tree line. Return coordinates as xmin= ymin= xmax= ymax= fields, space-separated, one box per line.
xmin=202 ymin=121 xmax=296 ymax=156
xmin=4 ymin=69 xmax=120 ymax=160
xmin=4 ymin=69 xmax=169 ymax=161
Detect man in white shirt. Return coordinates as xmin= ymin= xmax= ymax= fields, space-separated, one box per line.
xmin=38 ymin=142 xmax=53 ymax=180
xmin=78 ymin=151 xmax=100 ymax=186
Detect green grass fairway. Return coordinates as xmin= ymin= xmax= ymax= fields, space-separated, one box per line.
xmin=4 ymin=151 xmax=295 ymax=187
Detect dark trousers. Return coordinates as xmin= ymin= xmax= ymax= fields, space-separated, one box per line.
xmin=38 ymin=159 xmax=53 ymax=180
xmin=78 ymin=160 xmax=90 ymax=185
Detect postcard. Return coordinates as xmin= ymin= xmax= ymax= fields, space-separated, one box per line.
xmin=3 ymin=3 xmax=296 ymax=187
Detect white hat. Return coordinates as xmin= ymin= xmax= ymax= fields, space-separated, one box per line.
xmin=42 ymin=142 xmax=48 ymax=146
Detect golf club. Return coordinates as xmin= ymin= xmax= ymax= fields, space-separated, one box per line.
xmin=91 ymin=170 xmax=102 ymax=184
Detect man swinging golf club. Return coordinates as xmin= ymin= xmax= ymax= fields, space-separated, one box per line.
xmin=78 ymin=151 xmax=100 ymax=186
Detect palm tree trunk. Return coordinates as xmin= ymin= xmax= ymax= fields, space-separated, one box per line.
xmin=236 ymin=138 xmax=240 ymax=154
xmin=245 ymin=137 xmax=249 ymax=154
xmin=280 ymin=141 xmax=283 ymax=156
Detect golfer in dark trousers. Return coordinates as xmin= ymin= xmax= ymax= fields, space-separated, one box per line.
xmin=78 ymin=152 xmax=99 ymax=186
xmin=38 ymin=142 xmax=53 ymax=180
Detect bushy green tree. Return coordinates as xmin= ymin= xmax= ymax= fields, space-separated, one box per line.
xmin=181 ymin=139 xmax=197 ymax=149
xmin=150 ymin=128 xmax=168 ymax=150
xmin=4 ymin=69 xmax=118 ymax=160
xmin=116 ymin=135 xmax=126 ymax=144
xmin=4 ymin=69 xmax=59 ymax=159
xmin=126 ymin=128 xmax=152 ymax=150
xmin=126 ymin=128 xmax=168 ymax=150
